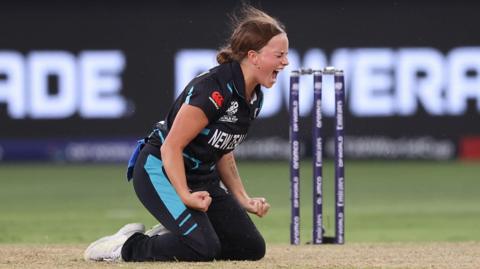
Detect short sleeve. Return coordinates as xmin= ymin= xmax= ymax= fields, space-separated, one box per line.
xmin=184 ymin=80 xmax=229 ymax=122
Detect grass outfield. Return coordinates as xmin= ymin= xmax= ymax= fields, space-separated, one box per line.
xmin=0 ymin=160 xmax=479 ymax=244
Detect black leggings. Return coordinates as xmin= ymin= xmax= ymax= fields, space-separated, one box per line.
xmin=121 ymin=144 xmax=265 ymax=262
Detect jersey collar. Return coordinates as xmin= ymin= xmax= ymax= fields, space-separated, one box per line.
xmin=230 ymin=61 xmax=261 ymax=103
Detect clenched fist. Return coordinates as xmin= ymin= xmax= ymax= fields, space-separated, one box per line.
xmin=244 ymin=197 xmax=270 ymax=217
xmin=183 ymin=191 xmax=212 ymax=212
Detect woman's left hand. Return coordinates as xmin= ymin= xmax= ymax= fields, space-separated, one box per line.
xmin=244 ymin=197 xmax=270 ymax=217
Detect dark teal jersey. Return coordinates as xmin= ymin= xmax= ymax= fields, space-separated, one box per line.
xmin=148 ymin=61 xmax=263 ymax=183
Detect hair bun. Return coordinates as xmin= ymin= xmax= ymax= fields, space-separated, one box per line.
xmin=216 ymin=48 xmax=234 ymax=64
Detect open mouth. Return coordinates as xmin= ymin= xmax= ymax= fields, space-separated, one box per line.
xmin=272 ymin=70 xmax=279 ymax=80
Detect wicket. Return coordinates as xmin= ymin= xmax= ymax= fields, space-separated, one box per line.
xmin=289 ymin=67 xmax=345 ymax=245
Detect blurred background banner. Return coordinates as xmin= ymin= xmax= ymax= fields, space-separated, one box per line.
xmin=1 ymin=0 xmax=479 ymax=162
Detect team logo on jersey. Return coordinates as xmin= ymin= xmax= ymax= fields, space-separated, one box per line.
xmin=219 ymin=101 xmax=239 ymax=123
xmin=209 ymin=91 xmax=224 ymax=109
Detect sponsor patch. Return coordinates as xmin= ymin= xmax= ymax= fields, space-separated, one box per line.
xmin=209 ymin=91 xmax=224 ymax=109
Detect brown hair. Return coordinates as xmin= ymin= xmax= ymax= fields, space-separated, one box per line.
xmin=216 ymin=5 xmax=286 ymax=64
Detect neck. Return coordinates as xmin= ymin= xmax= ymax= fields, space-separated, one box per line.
xmin=239 ymin=61 xmax=257 ymax=102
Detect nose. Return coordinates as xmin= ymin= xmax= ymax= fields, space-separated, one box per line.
xmin=282 ymin=55 xmax=289 ymax=66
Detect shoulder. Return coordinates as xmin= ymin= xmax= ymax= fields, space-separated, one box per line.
xmin=181 ymin=66 xmax=235 ymax=121
xmin=189 ymin=65 xmax=234 ymax=102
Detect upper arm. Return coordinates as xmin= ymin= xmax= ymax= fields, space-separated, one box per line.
xmin=164 ymin=79 xmax=229 ymax=151
xmin=217 ymin=152 xmax=234 ymax=169
xmin=216 ymin=152 xmax=240 ymax=180
xmin=163 ymin=104 xmax=209 ymax=150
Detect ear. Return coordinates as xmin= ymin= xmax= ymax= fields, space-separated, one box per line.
xmin=247 ymin=50 xmax=259 ymax=66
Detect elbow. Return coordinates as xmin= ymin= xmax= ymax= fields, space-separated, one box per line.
xmin=160 ymin=143 xmax=168 ymax=157
xmin=160 ymin=141 xmax=183 ymax=159
xmin=160 ymin=143 xmax=170 ymax=159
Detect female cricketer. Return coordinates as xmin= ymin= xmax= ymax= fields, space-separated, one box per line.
xmin=84 ymin=5 xmax=289 ymax=262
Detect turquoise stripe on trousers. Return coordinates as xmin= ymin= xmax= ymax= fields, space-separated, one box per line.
xmin=144 ymin=155 xmax=186 ymax=220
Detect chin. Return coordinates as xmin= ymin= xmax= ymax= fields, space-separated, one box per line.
xmin=262 ymin=82 xmax=276 ymax=89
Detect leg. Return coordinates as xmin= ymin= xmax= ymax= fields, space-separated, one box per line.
xmin=207 ymin=185 xmax=266 ymax=261
xmin=122 ymin=144 xmax=220 ymax=262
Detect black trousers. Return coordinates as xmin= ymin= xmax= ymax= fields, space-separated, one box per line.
xmin=121 ymin=144 xmax=265 ymax=262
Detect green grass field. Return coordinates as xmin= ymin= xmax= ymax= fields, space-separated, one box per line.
xmin=1 ymin=160 xmax=479 ymax=244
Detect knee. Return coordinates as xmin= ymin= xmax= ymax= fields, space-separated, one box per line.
xmin=228 ymin=233 xmax=266 ymax=261
xmin=199 ymin=239 xmax=221 ymax=261
xmin=246 ymin=235 xmax=266 ymax=261
xmin=194 ymin=235 xmax=221 ymax=261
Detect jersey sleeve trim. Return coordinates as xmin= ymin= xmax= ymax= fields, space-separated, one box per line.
xmin=184 ymin=86 xmax=194 ymax=104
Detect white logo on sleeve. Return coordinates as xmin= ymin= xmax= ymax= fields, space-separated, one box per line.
xmin=219 ymin=101 xmax=238 ymax=123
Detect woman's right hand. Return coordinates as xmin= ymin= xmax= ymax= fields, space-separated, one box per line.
xmin=182 ymin=191 xmax=212 ymax=212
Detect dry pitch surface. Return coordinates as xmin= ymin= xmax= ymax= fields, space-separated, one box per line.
xmin=1 ymin=242 xmax=479 ymax=269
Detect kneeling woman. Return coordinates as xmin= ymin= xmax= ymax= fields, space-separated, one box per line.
xmin=84 ymin=5 xmax=289 ymax=262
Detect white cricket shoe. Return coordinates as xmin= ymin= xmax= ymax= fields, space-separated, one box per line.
xmin=84 ymin=223 xmax=145 ymax=262
xmin=145 ymin=223 xmax=170 ymax=237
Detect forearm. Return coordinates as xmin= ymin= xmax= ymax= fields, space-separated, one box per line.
xmin=217 ymin=152 xmax=249 ymax=202
xmin=160 ymin=145 xmax=191 ymax=201
xmin=158 ymin=104 xmax=211 ymax=212
xmin=161 ymin=144 xmax=211 ymax=212
xmin=217 ymin=152 xmax=270 ymax=217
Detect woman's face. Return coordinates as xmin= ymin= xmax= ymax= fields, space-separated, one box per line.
xmin=255 ymin=33 xmax=289 ymax=88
